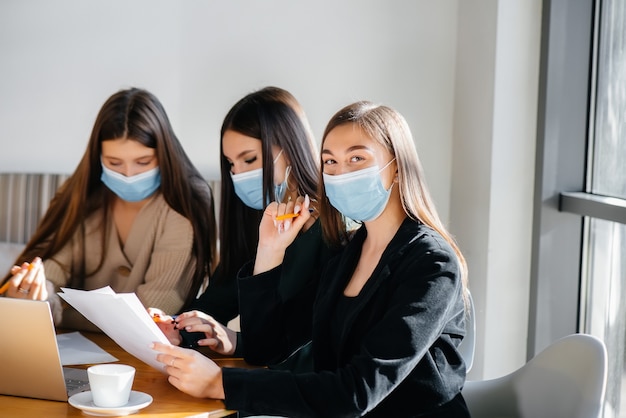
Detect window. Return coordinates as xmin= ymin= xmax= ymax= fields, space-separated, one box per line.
xmin=580 ymin=1 xmax=626 ymax=415
xmin=534 ymin=1 xmax=626 ymax=416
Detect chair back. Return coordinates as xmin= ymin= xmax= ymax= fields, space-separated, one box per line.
xmin=462 ymin=333 xmax=607 ymax=418
xmin=457 ymin=290 xmax=476 ymax=372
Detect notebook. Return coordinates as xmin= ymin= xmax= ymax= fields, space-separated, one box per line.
xmin=0 ymin=298 xmax=90 ymax=401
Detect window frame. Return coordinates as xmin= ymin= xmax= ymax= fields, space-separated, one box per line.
xmin=530 ymin=0 xmax=595 ymax=356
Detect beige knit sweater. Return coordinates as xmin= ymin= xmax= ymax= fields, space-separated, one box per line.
xmin=45 ymin=193 xmax=196 ymax=331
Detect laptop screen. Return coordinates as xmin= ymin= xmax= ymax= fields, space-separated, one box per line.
xmin=0 ymin=298 xmax=77 ymax=401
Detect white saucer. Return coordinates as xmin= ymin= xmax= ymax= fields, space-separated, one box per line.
xmin=68 ymin=390 xmax=153 ymax=416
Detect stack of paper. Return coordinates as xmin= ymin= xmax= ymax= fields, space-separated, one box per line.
xmin=57 ymin=331 xmax=119 ymax=365
xmin=58 ymin=286 xmax=171 ymax=371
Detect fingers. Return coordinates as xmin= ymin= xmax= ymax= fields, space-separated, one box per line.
xmin=151 ymin=341 xmax=186 ymax=368
xmin=273 ymin=194 xmax=311 ymax=233
xmin=181 ymin=322 xmax=215 ymax=334
xmin=176 ymin=310 xmax=211 ymax=322
xmin=175 ymin=316 xmax=222 ymax=347
xmin=147 ymin=307 xmax=165 ymax=317
xmin=8 ymin=258 xmax=46 ymax=299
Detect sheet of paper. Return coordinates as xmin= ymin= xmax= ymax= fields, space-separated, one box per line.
xmin=58 ymin=286 xmax=171 ymax=371
xmin=57 ymin=331 xmax=118 ymax=365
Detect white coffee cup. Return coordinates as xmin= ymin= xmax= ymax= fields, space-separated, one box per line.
xmin=87 ymin=364 xmax=135 ymax=407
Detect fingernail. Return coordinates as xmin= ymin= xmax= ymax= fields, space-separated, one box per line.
xmin=285 ymin=220 xmax=292 ymax=231
xmin=294 ymin=205 xmax=301 ymax=214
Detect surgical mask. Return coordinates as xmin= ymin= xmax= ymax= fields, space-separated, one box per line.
xmin=274 ymin=165 xmax=291 ymax=203
xmin=101 ymin=163 xmax=161 ymax=202
xmin=231 ymin=168 xmax=265 ymax=209
xmin=231 ymin=150 xmax=288 ymax=210
xmin=323 ymin=158 xmax=395 ymax=222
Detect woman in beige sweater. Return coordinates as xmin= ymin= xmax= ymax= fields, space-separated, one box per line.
xmin=1 ymin=88 xmax=217 ymax=331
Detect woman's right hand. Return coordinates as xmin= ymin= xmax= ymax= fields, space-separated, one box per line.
xmin=3 ymin=257 xmax=48 ymax=300
xmin=254 ymin=194 xmax=311 ymax=274
xmin=148 ymin=307 xmax=182 ymax=345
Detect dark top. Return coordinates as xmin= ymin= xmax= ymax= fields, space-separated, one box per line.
xmin=223 ymin=218 xmax=469 ymax=417
xmin=189 ymin=218 xmax=334 ymax=362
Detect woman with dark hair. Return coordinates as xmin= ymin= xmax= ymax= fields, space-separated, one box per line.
xmin=152 ymin=101 xmax=470 ymax=417
xmin=153 ymin=87 xmax=334 ymax=367
xmin=1 ymin=88 xmax=217 ymax=331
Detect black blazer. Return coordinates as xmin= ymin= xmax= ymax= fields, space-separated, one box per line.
xmin=226 ymin=218 xmax=469 ymax=417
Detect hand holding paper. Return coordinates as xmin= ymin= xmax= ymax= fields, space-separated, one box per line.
xmin=58 ymin=287 xmax=171 ymax=371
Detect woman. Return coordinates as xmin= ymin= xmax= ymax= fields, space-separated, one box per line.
xmin=151 ymin=101 xmax=471 ymax=417
xmin=155 ymin=87 xmax=334 ymax=366
xmin=1 ymin=88 xmax=217 ymax=331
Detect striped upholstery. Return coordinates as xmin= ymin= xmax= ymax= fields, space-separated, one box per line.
xmin=0 ymin=173 xmax=70 ymax=244
xmin=0 ymin=173 xmax=221 ymax=245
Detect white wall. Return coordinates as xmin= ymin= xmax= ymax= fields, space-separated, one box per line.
xmin=451 ymin=0 xmax=542 ymax=379
xmin=0 ymin=0 xmax=544 ymax=380
xmin=0 ymin=0 xmax=458 ymax=223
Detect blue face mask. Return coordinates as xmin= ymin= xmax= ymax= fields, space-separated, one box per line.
xmin=231 ymin=150 xmax=289 ymax=210
xmin=101 ymin=163 xmax=161 ymax=202
xmin=323 ymin=159 xmax=395 ymax=222
xmin=231 ymin=167 xmax=265 ymax=210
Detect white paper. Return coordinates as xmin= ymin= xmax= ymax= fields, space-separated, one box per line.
xmin=57 ymin=331 xmax=118 ymax=365
xmin=58 ymin=286 xmax=171 ymax=371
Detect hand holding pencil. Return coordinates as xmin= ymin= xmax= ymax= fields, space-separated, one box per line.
xmin=0 ymin=257 xmax=48 ymax=300
xmin=254 ymin=195 xmax=312 ymax=275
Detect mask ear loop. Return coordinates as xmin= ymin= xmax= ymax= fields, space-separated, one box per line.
xmin=380 ymin=157 xmax=396 ymax=172
xmin=381 ymin=157 xmax=397 ymax=192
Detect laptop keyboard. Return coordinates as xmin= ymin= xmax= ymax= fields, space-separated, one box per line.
xmin=63 ymin=367 xmax=90 ymax=395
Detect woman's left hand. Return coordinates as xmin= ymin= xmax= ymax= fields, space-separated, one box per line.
xmin=175 ymin=311 xmax=237 ymax=355
xmin=151 ymin=342 xmax=224 ymax=399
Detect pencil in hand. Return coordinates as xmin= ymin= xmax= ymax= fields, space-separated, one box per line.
xmin=0 ymin=281 xmax=10 ymax=295
xmin=275 ymin=212 xmax=300 ymax=221
xmin=275 ymin=208 xmax=315 ymax=221
xmin=0 ymin=263 xmax=35 ymax=295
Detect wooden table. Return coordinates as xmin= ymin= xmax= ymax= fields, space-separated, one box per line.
xmin=0 ymin=331 xmax=246 ymax=417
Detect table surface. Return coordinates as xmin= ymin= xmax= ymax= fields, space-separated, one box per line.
xmin=0 ymin=331 xmax=246 ymax=418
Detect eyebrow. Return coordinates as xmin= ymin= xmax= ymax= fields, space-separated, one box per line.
xmin=321 ymin=144 xmax=374 ymax=155
xmin=235 ymin=149 xmax=258 ymax=159
xmin=103 ymin=154 xmax=155 ymax=161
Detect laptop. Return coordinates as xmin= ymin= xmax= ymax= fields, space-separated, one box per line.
xmin=0 ymin=298 xmax=90 ymax=401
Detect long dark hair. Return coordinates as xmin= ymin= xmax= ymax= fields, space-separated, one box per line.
xmin=4 ymin=88 xmax=217 ymax=308
xmin=216 ymin=86 xmax=319 ymax=282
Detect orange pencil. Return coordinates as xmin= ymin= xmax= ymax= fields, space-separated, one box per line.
xmin=275 ymin=213 xmax=300 ymax=221
xmin=152 ymin=313 xmax=177 ymax=323
xmin=0 ymin=281 xmax=9 ymax=295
